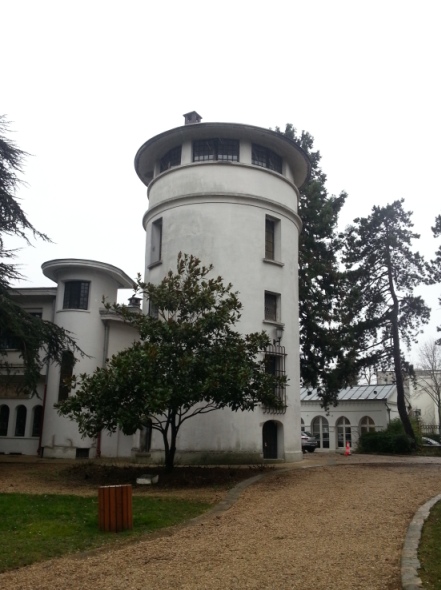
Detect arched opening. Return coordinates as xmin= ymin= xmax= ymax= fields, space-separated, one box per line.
xmin=262 ymin=421 xmax=278 ymax=459
xmin=336 ymin=416 xmax=351 ymax=448
xmin=311 ymin=416 xmax=329 ymax=449
xmin=32 ymin=405 xmax=43 ymax=437
xmin=359 ymin=416 xmax=375 ymax=435
xmin=15 ymin=405 xmax=27 ymax=437
xmin=300 ymin=418 xmax=305 ymax=432
xmin=0 ymin=405 xmax=10 ymax=436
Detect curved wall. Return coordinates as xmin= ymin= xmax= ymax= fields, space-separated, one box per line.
xmin=138 ymin=122 xmax=306 ymax=463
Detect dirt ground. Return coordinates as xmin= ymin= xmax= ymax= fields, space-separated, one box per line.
xmin=2 ymin=454 xmax=441 ymax=590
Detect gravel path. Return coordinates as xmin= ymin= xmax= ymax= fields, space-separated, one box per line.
xmin=2 ymin=454 xmax=441 ymax=590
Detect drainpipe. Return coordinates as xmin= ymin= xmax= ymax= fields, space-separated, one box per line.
xmin=384 ymin=400 xmax=391 ymax=425
xmin=96 ymin=320 xmax=111 ymax=459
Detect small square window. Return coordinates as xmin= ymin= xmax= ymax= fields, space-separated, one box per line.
xmin=160 ymin=145 xmax=182 ymax=172
xmin=63 ymin=282 xmax=90 ymax=310
xmin=252 ymin=144 xmax=282 ymax=174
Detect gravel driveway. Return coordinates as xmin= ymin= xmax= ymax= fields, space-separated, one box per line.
xmin=2 ymin=454 xmax=441 ymax=590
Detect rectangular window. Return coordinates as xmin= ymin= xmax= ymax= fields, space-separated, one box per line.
xmin=252 ymin=144 xmax=282 ymax=173
xmin=264 ymin=216 xmax=281 ymax=262
xmin=160 ymin=145 xmax=182 ymax=172
xmin=0 ymin=332 xmax=20 ymax=350
xmin=151 ymin=218 xmax=163 ymax=264
xmin=148 ymin=300 xmax=159 ymax=319
xmin=264 ymin=349 xmax=286 ymax=411
xmin=63 ymin=281 xmax=90 ymax=310
xmin=58 ymin=351 xmax=75 ymax=402
xmin=193 ymin=139 xmax=239 ymax=162
xmin=265 ymin=218 xmax=275 ymax=259
xmin=264 ymin=292 xmax=279 ymax=322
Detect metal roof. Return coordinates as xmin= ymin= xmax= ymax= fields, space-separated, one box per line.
xmin=300 ymin=383 xmax=397 ymax=402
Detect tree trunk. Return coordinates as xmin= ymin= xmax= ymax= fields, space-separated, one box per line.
xmin=385 ymin=229 xmax=415 ymax=443
xmin=161 ymin=412 xmax=178 ymax=471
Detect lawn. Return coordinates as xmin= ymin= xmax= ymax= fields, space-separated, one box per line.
xmin=0 ymin=492 xmax=209 ymax=573
xmin=418 ymin=499 xmax=441 ymax=589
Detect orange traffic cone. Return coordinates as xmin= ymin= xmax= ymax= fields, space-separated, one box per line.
xmin=344 ymin=441 xmax=351 ymax=456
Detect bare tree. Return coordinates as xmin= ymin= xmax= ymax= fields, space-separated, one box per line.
xmin=414 ymin=339 xmax=441 ymax=435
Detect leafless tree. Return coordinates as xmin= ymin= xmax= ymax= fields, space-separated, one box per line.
xmin=415 ymin=339 xmax=441 ymax=435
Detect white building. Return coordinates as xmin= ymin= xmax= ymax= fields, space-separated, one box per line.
xmin=1 ymin=113 xmax=310 ymax=463
xmin=300 ymin=384 xmax=399 ymax=451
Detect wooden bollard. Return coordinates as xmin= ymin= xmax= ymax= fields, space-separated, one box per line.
xmin=98 ymin=484 xmax=133 ymax=532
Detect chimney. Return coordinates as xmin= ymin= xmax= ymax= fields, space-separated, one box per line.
xmin=183 ymin=111 xmax=202 ymax=125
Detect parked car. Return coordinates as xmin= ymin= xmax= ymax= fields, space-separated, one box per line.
xmin=422 ymin=437 xmax=441 ymax=447
xmin=301 ymin=431 xmax=317 ymax=453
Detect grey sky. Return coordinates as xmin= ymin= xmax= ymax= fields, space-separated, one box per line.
xmin=3 ymin=0 xmax=441 ymax=361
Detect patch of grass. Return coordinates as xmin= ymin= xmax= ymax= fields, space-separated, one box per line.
xmin=0 ymin=493 xmax=209 ymax=573
xmin=418 ymin=499 xmax=441 ymax=588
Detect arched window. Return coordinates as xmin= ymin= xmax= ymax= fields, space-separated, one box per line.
xmin=336 ymin=417 xmax=351 ymax=448
xmin=32 ymin=405 xmax=43 ymax=437
xmin=359 ymin=416 xmax=375 ymax=435
xmin=15 ymin=405 xmax=27 ymax=437
xmin=301 ymin=418 xmax=305 ymax=432
xmin=311 ymin=416 xmax=329 ymax=449
xmin=0 ymin=405 xmax=10 ymax=436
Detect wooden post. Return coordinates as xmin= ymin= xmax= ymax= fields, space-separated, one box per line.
xmin=98 ymin=484 xmax=133 ymax=532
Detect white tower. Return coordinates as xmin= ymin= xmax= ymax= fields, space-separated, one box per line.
xmin=135 ymin=114 xmax=310 ymax=463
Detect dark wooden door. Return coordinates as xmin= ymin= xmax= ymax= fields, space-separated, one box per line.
xmin=262 ymin=421 xmax=278 ymax=459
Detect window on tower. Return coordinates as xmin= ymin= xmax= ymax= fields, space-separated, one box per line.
xmin=264 ymin=291 xmax=280 ymax=322
xmin=265 ymin=215 xmax=283 ymax=261
xmin=63 ymin=281 xmax=90 ymax=310
xmin=193 ymin=139 xmax=239 ymax=162
xmin=160 ymin=146 xmax=182 ymax=172
xmin=58 ymin=350 xmax=75 ymax=402
xmin=252 ymin=144 xmax=282 ymax=173
xmin=150 ymin=218 xmax=163 ymax=266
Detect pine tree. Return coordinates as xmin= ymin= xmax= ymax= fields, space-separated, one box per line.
xmin=342 ymin=199 xmax=430 ymax=440
xmin=0 ymin=116 xmax=80 ymax=394
xmin=276 ymin=124 xmax=356 ymax=407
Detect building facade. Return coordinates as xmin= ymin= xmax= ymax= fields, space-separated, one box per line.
xmin=1 ymin=113 xmax=310 ymax=463
xmin=300 ymin=384 xmax=399 ymax=451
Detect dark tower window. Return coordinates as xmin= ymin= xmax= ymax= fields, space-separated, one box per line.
xmin=160 ymin=146 xmax=182 ymax=172
xmin=252 ymin=144 xmax=282 ymax=173
xmin=193 ymin=139 xmax=239 ymax=162
xmin=63 ymin=281 xmax=90 ymax=310
xmin=58 ymin=351 xmax=75 ymax=402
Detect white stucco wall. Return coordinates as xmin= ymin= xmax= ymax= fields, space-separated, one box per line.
xmin=137 ymin=123 xmax=306 ymax=463
xmin=40 ymin=261 xmax=133 ymax=459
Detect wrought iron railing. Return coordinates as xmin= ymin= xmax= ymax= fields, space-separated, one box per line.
xmin=262 ymin=344 xmax=287 ymax=414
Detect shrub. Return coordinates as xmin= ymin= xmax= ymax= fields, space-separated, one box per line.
xmin=358 ymin=429 xmax=413 ymax=454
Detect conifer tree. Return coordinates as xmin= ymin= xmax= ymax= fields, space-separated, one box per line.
xmin=276 ymin=124 xmax=356 ymax=407
xmin=0 ymin=116 xmax=80 ymax=394
xmin=342 ymin=199 xmax=430 ymax=440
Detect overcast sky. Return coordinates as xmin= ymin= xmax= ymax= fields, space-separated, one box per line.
xmin=3 ymin=0 xmax=441 ymax=362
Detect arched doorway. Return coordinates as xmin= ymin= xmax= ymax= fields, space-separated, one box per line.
xmin=262 ymin=421 xmax=278 ymax=459
xmin=311 ymin=416 xmax=329 ymax=449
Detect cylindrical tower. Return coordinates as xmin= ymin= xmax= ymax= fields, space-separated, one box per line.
xmin=40 ymin=259 xmax=134 ymax=459
xmin=135 ymin=114 xmax=310 ymax=463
